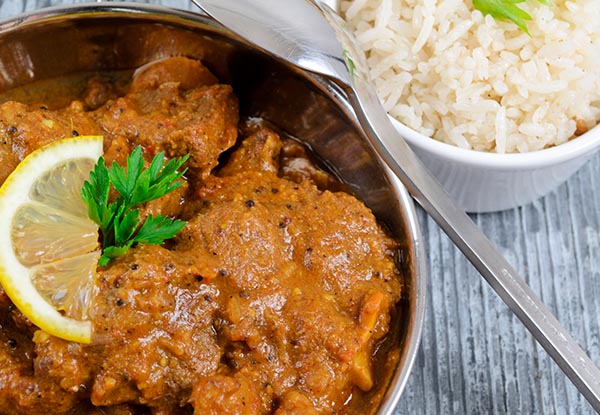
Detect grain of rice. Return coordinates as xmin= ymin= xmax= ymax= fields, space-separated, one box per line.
xmin=341 ymin=0 xmax=600 ymax=153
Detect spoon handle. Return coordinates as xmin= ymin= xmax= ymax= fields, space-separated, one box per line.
xmin=345 ymin=75 xmax=600 ymax=411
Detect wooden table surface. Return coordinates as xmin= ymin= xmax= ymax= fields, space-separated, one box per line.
xmin=1 ymin=0 xmax=599 ymax=413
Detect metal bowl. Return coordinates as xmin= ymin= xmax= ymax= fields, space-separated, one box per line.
xmin=0 ymin=3 xmax=426 ymax=414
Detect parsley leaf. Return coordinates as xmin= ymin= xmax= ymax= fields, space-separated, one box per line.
xmin=472 ymin=0 xmax=551 ymax=34
xmin=133 ymin=214 xmax=187 ymax=245
xmin=81 ymin=146 xmax=189 ymax=266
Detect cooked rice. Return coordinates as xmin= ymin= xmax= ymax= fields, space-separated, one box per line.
xmin=341 ymin=0 xmax=600 ymax=153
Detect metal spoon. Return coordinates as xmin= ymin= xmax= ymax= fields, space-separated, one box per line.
xmin=191 ymin=0 xmax=600 ymax=410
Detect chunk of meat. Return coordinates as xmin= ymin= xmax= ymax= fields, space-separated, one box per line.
xmin=89 ymin=57 xmax=238 ymax=179
xmin=102 ymin=134 xmax=132 ymax=167
xmin=85 ymin=245 xmax=222 ymax=410
xmin=280 ymin=139 xmax=342 ymax=191
xmin=92 ymin=82 xmax=238 ymax=179
xmin=218 ymin=127 xmax=283 ymax=176
xmin=0 ymin=99 xmax=101 ymax=185
xmin=83 ymin=77 xmax=121 ymax=110
xmin=0 ymin=304 xmax=79 ymax=414
xmin=131 ymin=57 xmax=218 ymax=92
xmin=190 ymin=374 xmax=261 ymax=415
xmin=33 ymin=332 xmax=91 ymax=395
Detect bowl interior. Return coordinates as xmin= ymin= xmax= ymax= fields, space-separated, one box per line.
xmin=0 ymin=3 xmax=425 ymax=413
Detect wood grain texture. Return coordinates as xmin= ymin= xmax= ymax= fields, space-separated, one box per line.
xmin=398 ymin=154 xmax=600 ymax=415
xmin=1 ymin=0 xmax=599 ymax=413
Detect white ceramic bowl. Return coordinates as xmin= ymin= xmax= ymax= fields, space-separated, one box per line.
xmin=391 ymin=116 xmax=600 ymax=213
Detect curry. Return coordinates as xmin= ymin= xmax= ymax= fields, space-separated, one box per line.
xmin=0 ymin=57 xmax=405 ymax=414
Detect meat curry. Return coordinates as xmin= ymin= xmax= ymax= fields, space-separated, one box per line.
xmin=0 ymin=57 xmax=405 ymax=414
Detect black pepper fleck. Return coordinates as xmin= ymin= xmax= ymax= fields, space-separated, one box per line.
xmin=280 ymin=217 xmax=291 ymax=227
xmin=7 ymin=126 xmax=17 ymax=134
xmin=116 ymin=298 xmax=125 ymax=307
xmin=72 ymin=130 xmax=79 ymax=137
xmin=245 ymin=200 xmax=255 ymax=208
xmin=7 ymin=338 xmax=17 ymax=348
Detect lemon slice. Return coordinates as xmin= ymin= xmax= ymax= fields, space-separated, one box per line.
xmin=0 ymin=136 xmax=103 ymax=343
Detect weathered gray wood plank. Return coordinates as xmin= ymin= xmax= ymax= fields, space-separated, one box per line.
xmin=397 ymin=153 xmax=600 ymax=415
xmin=1 ymin=1 xmax=599 ymax=413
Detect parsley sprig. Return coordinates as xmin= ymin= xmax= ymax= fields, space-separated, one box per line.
xmin=472 ymin=0 xmax=552 ymax=34
xmin=81 ymin=146 xmax=189 ymax=266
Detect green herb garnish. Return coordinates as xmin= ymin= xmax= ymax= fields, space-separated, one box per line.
xmin=472 ymin=0 xmax=551 ymax=34
xmin=343 ymin=49 xmax=356 ymax=79
xmin=81 ymin=146 xmax=189 ymax=266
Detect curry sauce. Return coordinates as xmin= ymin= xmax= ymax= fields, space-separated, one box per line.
xmin=0 ymin=57 xmax=405 ymax=414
